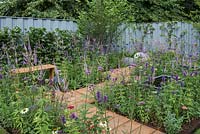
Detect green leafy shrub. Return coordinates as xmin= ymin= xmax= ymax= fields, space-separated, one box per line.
xmin=164 ymin=112 xmax=183 ymax=134
xmin=0 ymin=27 xmax=82 ymax=66
xmin=99 ymin=51 xmax=200 ymax=133
xmin=78 ymin=0 xmax=132 ymax=52
xmin=0 ymin=67 xmax=109 ymax=134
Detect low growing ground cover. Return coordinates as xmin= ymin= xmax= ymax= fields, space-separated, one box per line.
xmin=96 ymin=51 xmax=200 ymax=134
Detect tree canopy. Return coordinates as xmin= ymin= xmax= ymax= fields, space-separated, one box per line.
xmin=0 ymin=0 xmax=199 ymax=22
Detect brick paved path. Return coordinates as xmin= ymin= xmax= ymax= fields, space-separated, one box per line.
xmin=56 ymin=67 xmax=165 ymax=134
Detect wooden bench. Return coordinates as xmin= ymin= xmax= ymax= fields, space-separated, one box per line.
xmin=10 ymin=64 xmax=56 ymax=79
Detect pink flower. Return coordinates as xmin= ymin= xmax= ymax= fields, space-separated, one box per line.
xmin=67 ymin=105 xmax=74 ymax=110
xmin=181 ymin=105 xmax=188 ymax=110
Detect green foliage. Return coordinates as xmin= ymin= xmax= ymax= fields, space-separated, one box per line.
xmin=193 ymin=23 xmax=200 ymax=33
xmin=128 ymin=0 xmax=186 ymax=22
xmin=194 ymin=128 xmax=200 ymax=134
xmin=0 ymin=0 xmax=88 ymax=19
xmin=101 ymin=51 xmax=200 ymax=133
xmin=164 ymin=112 xmax=183 ymax=134
xmin=0 ymin=27 xmax=82 ymax=66
xmin=0 ymin=65 xmax=110 ymax=133
xmin=0 ymin=0 xmax=199 ymax=22
xmin=78 ymin=0 xmax=132 ymax=50
xmin=58 ymin=52 xmax=123 ymax=89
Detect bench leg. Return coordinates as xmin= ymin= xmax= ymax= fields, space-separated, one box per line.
xmin=49 ymin=68 xmax=55 ymax=80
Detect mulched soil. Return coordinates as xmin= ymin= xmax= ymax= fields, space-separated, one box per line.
xmin=180 ymin=118 xmax=200 ymax=134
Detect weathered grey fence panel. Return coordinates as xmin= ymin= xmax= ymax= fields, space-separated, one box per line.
xmin=0 ymin=16 xmax=199 ymax=55
xmin=116 ymin=22 xmax=200 ymax=55
xmin=0 ymin=16 xmax=77 ymax=32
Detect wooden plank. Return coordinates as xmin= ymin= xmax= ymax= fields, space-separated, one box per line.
xmin=11 ymin=64 xmax=56 ymax=74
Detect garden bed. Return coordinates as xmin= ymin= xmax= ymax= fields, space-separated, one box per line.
xmin=93 ymin=52 xmax=200 ymax=134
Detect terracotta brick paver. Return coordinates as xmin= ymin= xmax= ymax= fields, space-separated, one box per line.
xmin=55 ymin=67 xmax=164 ymax=134
xmin=55 ymin=90 xmax=83 ymax=103
xmin=76 ymin=87 xmax=88 ymax=95
xmin=111 ymin=120 xmax=141 ymax=134
xmin=108 ymin=115 xmax=130 ymax=130
xmin=86 ymin=107 xmax=98 ymax=118
xmin=131 ymin=125 xmax=156 ymax=134
xmin=105 ymin=110 xmax=118 ymax=120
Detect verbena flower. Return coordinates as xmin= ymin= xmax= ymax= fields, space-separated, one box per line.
xmin=20 ymin=108 xmax=29 ymax=114
xmin=0 ymin=74 xmax=3 ymax=79
xmin=37 ymin=77 xmax=45 ymax=85
xmin=148 ymin=76 xmax=153 ymax=83
xmin=98 ymin=66 xmax=103 ymax=71
xmin=162 ymin=76 xmax=166 ymax=82
xmin=110 ymin=69 xmax=114 ymax=73
xmin=137 ymin=101 xmax=145 ymax=106
xmin=103 ymin=95 xmax=108 ymax=103
xmin=151 ymin=66 xmax=155 ymax=73
xmin=120 ymin=80 xmax=125 ymax=85
xmin=96 ymin=91 xmax=102 ymax=103
xmin=85 ymin=68 xmax=91 ymax=75
xmin=145 ymin=62 xmax=148 ymax=68
xmin=112 ymin=77 xmax=117 ymax=82
xmin=58 ymin=130 xmax=64 ymax=134
xmin=190 ymin=71 xmax=198 ymax=77
xmin=22 ymin=57 xmax=28 ymax=65
xmin=129 ymin=63 xmax=137 ymax=68
xmin=182 ymin=70 xmax=187 ymax=76
xmin=175 ymin=75 xmax=179 ymax=81
xmin=60 ymin=115 xmax=66 ymax=124
xmin=70 ymin=113 xmax=78 ymax=120
xmin=172 ymin=74 xmax=179 ymax=81
xmin=106 ymin=75 xmax=111 ymax=80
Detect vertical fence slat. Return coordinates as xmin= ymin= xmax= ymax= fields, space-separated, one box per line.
xmin=0 ymin=16 xmax=199 ymax=55
xmin=0 ymin=16 xmax=77 ymax=32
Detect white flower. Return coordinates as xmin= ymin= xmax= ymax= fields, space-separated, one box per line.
xmin=20 ymin=108 xmax=29 ymax=114
xmin=52 ymin=130 xmax=58 ymax=134
xmin=99 ymin=121 xmax=111 ymax=130
xmin=99 ymin=121 xmax=112 ymax=131
xmin=134 ymin=53 xmax=141 ymax=59
xmin=99 ymin=121 xmax=107 ymax=128
xmin=134 ymin=52 xmax=149 ymax=61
